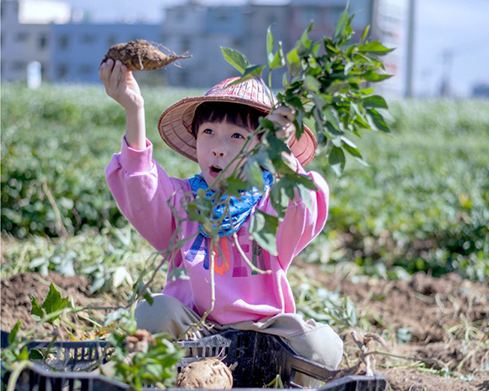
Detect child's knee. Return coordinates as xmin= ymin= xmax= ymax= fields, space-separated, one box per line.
xmin=289 ymin=323 xmax=344 ymax=370
xmin=319 ymin=326 xmax=344 ymax=369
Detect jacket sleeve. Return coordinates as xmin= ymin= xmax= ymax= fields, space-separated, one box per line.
xmin=274 ymin=158 xmax=329 ymax=269
xmin=105 ymin=137 xmax=188 ymax=252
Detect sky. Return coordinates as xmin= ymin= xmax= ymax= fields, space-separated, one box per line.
xmin=412 ymin=0 xmax=489 ymax=97
xmin=34 ymin=0 xmax=489 ymax=98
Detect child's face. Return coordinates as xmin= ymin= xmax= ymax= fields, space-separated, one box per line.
xmin=196 ymin=120 xmax=258 ymax=189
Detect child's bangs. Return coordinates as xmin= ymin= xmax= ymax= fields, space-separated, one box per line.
xmin=192 ymin=102 xmax=265 ymax=137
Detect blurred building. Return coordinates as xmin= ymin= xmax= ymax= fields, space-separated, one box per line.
xmin=160 ymin=2 xmax=290 ymax=87
xmin=1 ymin=0 xmax=61 ymax=82
xmin=162 ymin=0 xmax=384 ymax=90
xmin=471 ymin=83 xmax=489 ymax=99
xmin=1 ymin=0 xmax=411 ymax=98
xmin=1 ymin=0 xmax=160 ymax=84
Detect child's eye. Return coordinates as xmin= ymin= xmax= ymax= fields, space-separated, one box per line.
xmin=231 ymin=133 xmax=245 ymax=139
xmin=202 ymin=128 xmax=214 ymax=135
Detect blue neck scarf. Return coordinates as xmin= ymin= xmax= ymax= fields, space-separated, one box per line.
xmin=189 ymin=171 xmax=273 ymax=237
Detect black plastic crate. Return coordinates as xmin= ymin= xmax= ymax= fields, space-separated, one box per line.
xmin=1 ymin=330 xmax=387 ymax=391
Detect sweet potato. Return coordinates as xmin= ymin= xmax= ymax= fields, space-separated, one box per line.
xmin=176 ymin=357 xmax=234 ymax=389
xmin=101 ymin=39 xmax=191 ymax=71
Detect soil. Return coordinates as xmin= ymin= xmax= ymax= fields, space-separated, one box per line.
xmin=1 ymin=269 xmax=488 ymax=391
xmin=0 ymin=272 xmax=122 ymax=339
xmin=303 ymin=264 xmax=489 ymax=391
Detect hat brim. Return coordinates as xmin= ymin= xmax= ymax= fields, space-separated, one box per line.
xmin=158 ymin=96 xmax=317 ymax=166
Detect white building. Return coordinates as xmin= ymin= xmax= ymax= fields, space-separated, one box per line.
xmin=1 ymin=0 xmax=69 ymax=82
xmin=1 ymin=0 xmax=160 ymax=85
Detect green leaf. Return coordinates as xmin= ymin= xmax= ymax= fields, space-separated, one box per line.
xmin=360 ymin=87 xmax=375 ymax=95
xmin=270 ymin=183 xmax=291 ymax=218
xmin=18 ymin=346 xmax=29 ymax=361
xmin=8 ymin=321 xmax=22 ymax=344
xmin=143 ymin=291 xmax=154 ymax=305
xmin=266 ymin=133 xmax=289 ymax=157
xmin=282 ymin=72 xmax=288 ymax=88
xmin=296 ymin=22 xmax=314 ymax=56
xmin=186 ymin=209 xmax=204 ymax=225
xmin=353 ymin=113 xmax=371 ymax=130
xmin=357 ymin=41 xmax=393 ymax=55
xmin=329 ymin=146 xmax=346 ymax=176
xmin=367 ymin=108 xmax=390 ymax=133
xmin=242 ymin=64 xmax=265 ymax=79
xmin=42 ymin=283 xmax=69 ymax=316
xmin=267 ymin=26 xmax=274 ymax=61
xmin=296 ymin=183 xmax=313 ymax=211
xmin=29 ymin=348 xmax=44 ymax=360
xmin=304 ymin=75 xmax=320 ymax=92
xmin=331 ymin=137 xmax=342 ymax=148
xmin=286 ymin=47 xmax=301 ymax=77
xmin=361 ymin=25 xmax=370 ymax=42
xmin=243 ymin=160 xmax=264 ymax=189
xmin=344 ymin=61 xmax=355 ymax=75
xmin=253 ymin=149 xmax=275 ymax=174
xmin=249 ymin=211 xmax=278 ymax=256
xmin=362 ymin=71 xmax=391 ymax=82
xmin=341 ymin=137 xmax=368 ymax=165
xmin=30 ymin=294 xmax=45 ymax=321
xmin=269 ymin=42 xmax=285 ymax=70
xmin=146 ymin=363 xmax=162 ymax=378
xmin=333 ymin=6 xmax=349 ymax=43
xmin=364 ymin=95 xmax=388 ymax=109
xmin=226 ymin=176 xmax=248 ymax=197
xmin=228 ymin=65 xmax=266 ymax=86
xmin=340 ymin=137 xmax=360 ymax=157
xmin=323 ymin=107 xmax=342 ymax=134
xmin=221 ymin=47 xmax=251 ymax=74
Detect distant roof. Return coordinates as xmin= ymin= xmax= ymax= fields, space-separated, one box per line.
xmin=187 ymin=0 xmax=290 ymax=5
xmin=288 ymin=0 xmax=355 ymax=4
xmin=249 ymin=0 xmax=289 ymax=4
xmin=19 ymin=0 xmax=71 ymax=24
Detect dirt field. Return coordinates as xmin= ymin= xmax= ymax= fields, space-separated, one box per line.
xmin=307 ymin=265 xmax=489 ymax=391
xmin=1 ymin=269 xmax=488 ymax=391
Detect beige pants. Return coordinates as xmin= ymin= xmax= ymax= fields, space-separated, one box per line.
xmin=135 ymin=294 xmax=343 ymax=387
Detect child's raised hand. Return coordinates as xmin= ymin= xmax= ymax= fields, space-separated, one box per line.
xmin=99 ymin=59 xmax=144 ymax=111
xmin=99 ymin=59 xmax=147 ymax=149
xmin=267 ymin=106 xmax=296 ymax=142
xmin=266 ymin=106 xmax=299 ymax=172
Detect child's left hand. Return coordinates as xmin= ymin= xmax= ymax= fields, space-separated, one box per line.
xmin=267 ymin=106 xmax=296 ymax=142
xmin=266 ymin=106 xmax=299 ymax=172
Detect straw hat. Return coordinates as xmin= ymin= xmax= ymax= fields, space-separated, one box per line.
xmin=158 ymin=77 xmax=317 ymax=166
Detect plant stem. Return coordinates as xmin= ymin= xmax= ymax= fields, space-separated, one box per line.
xmin=41 ymin=178 xmax=68 ymax=238
xmin=7 ymin=361 xmax=33 ymax=391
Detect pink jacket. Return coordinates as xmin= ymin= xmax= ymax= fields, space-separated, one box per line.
xmin=106 ymin=138 xmax=329 ymax=324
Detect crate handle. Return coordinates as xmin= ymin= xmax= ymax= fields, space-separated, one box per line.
xmin=286 ymin=354 xmax=339 ymax=384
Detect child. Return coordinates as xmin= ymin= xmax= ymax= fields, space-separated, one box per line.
xmin=99 ymin=59 xmax=343 ymax=384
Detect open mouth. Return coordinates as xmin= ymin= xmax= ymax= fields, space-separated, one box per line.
xmin=208 ymin=165 xmax=223 ymax=178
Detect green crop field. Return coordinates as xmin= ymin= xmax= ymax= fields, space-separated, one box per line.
xmin=2 ymin=83 xmax=488 ymax=284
